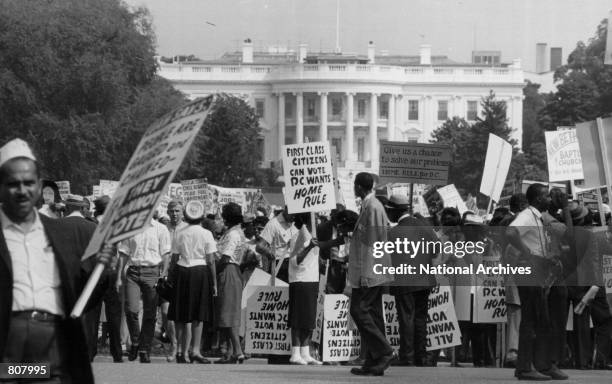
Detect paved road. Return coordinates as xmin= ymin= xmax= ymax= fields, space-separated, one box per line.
xmin=92 ymin=356 xmax=611 ymax=384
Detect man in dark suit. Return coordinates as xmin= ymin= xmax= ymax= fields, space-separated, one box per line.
xmin=0 ymin=139 xmax=112 ymax=383
xmin=385 ymin=194 xmax=437 ymax=366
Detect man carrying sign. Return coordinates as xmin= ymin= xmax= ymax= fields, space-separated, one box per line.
xmin=0 ymin=139 xmax=114 ymax=384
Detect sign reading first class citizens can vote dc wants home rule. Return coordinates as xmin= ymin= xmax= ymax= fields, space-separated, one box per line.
xmin=83 ymin=95 xmax=217 ymax=258
xmin=378 ymin=141 xmax=451 ymax=185
xmin=282 ymin=141 xmax=336 ymax=214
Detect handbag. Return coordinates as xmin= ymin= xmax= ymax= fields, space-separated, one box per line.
xmin=155 ymin=276 xmax=174 ymax=302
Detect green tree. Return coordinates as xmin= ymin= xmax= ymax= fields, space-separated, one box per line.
xmin=0 ymin=0 xmax=186 ymax=193
xmin=541 ymin=18 xmax=612 ymax=128
xmin=178 ymin=96 xmax=263 ymax=187
xmin=519 ymin=81 xmax=549 ymax=181
xmin=431 ymin=91 xmax=519 ymax=198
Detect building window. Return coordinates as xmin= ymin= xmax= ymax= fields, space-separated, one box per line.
xmin=257 ymin=137 xmax=265 ymax=161
xmin=408 ymin=100 xmax=419 ymax=121
xmin=379 ymin=100 xmax=388 ymax=119
xmin=357 ymin=99 xmax=366 ymax=119
xmin=408 ymin=138 xmax=418 ymax=144
xmin=357 ymin=138 xmax=365 ymax=162
xmin=331 ymin=138 xmax=342 ymax=159
xmin=437 ymin=100 xmax=448 ymax=121
xmin=255 ymin=99 xmax=265 ymax=118
xmin=307 ymin=98 xmax=316 ymax=118
xmin=467 ymin=100 xmax=478 ymax=121
xmin=331 ymin=98 xmax=342 ymax=118
xmin=285 ymin=100 xmax=293 ymax=119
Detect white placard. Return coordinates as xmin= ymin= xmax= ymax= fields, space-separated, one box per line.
xmin=480 ymin=133 xmax=513 ymax=202
xmin=322 ymin=294 xmax=361 ymax=362
xmin=383 ymin=294 xmax=400 ymax=353
xmin=437 ymin=184 xmax=469 ymax=215
xmin=603 ymin=254 xmax=612 ymax=295
xmin=244 ymin=286 xmax=291 ymax=355
xmin=545 ymin=129 xmax=584 ymax=182
xmin=426 ymin=283 xmax=462 ymax=351
xmin=282 ymin=141 xmax=336 ymax=214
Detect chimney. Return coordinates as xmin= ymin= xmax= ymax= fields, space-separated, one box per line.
xmin=550 ymin=47 xmax=562 ymax=70
xmin=367 ymin=41 xmax=375 ymax=63
xmin=535 ymin=43 xmax=548 ymax=73
xmin=298 ymin=43 xmax=308 ymax=63
xmin=419 ymin=44 xmax=431 ymax=65
xmin=242 ymin=38 xmax=253 ymax=64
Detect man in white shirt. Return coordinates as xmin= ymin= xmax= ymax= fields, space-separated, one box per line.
xmin=507 ymin=183 xmax=568 ymax=381
xmin=118 ymin=219 xmax=171 ymax=363
xmin=256 ymin=206 xmax=297 ymax=283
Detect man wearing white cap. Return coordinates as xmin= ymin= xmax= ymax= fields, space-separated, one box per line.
xmin=0 ymin=138 xmax=114 ymax=383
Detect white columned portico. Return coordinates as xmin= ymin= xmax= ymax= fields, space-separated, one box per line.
xmin=346 ymin=92 xmax=355 ymax=161
xmin=369 ymin=93 xmax=378 ymax=163
xmin=387 ymin=94 xmax=395 ymax=141
xmin=278 ymin=93 xmax=285 ymax=154
xmin=319 ymin=92 xmax=328 ymax=142
xmin=296 ymin=92 xmax=304 ymax=144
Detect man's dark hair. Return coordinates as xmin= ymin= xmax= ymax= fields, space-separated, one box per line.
xmin=354 ymin=172 xmax=374 ymax=191
xmin=526 ymin=183 xmax=546 ymax=205
xmin=509 ymin=193 xmax=527 ymax=214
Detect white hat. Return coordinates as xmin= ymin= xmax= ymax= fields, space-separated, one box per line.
xmin=185 ymin=200 xmax=204 ymax=221
xmin=0 ymin=138 xmax=36 ymax=168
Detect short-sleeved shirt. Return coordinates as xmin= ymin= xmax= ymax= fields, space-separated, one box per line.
xmin=260 ymin=214 xmax=298 ymax=261
xmin=509 ymin=206 xmax=549 ymax=258
xmin=288 ymin=226 xmax=319 ymax=283
xmin=168 ymin=221 xmax=188 ymax=254
xmin=174 ymin=224 xmax=217 ymax=267
xmin=217 ymin=224 xmax=246 ymax=264
xmin=119 ymin=219 xmax=171 ymax=266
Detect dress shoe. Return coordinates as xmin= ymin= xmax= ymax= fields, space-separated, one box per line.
xmin=392 ymin=359 xmax=414 ymax=367
xmin=176 ymin=353 xmax=187 ymax=364
xmin=190 ymin=354 xmax=211 ymax=364
xmin=139 ymin=351 xmax=151 ymax=364
xmin=350 ymin=367 xmax=383 ymax=376
xmin=539 ymin=366 xmax=568 ymax=380
xmin=370 ymin=352 xmax=395 ymax=372
xmin=516 ymin=370 xmax=551 ymax=381
xmin=128 ymin=345 xmax=139 ymax=361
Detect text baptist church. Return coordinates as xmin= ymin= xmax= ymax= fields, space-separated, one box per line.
xmin=158 ymin=40 xmax=524 ymax=173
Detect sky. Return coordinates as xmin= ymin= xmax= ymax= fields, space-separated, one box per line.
xmin=124 ymin=0 xmax=611 ymax=72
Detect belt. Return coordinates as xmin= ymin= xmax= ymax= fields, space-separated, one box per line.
xmin=12 ymin=310 xmax=63 ymax=323
xmin=128 ymin=264 xmax=160 ymax=269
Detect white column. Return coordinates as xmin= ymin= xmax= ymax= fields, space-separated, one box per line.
xmin=346 ymin=92 xmax=355 ymax=161
xmin=369 ymin=93 xmax=378 ymax=163
xmin=319 ymin=92 xmax=328 ymax=142
xmin=296 ymin=92 xmax=304 ymax=144
xmin=278 ymin=93 xmax=285 ymax=153
xmin=395 ymin=95 xmax=403 ymax=140
xmin=387 ymin=94 xmax=395 ymax=141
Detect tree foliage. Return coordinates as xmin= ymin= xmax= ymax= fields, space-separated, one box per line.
xmin=178 ymin=96 xmax=264 ymax=187
xmin=431 ymin=91 xmax=520 ymax=198
xmin=541 ymin=18 xmax=612 ymax=128
xmin=0 ymin=0 xmax=186 ymax=193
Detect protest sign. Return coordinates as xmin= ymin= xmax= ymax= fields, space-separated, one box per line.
xmin=282 ymin=141 xmax=336 ymax=214
xmin=56 ymin=181 xmax=71 ymax=200
xmin=82 ymin=96 xmax=217 ymax=259
xmin=244 ymin=286 xmax=291 ymax=355
xmin=99 ymin=180 xmax=119 ymax=198
xmin=312 ymin=292 xmax=325 ymax=344
xmin=322 ymin=294 xmax=361 ymax=362
xmin=575 ymin=119 xmax=612 ymax=188
xmin=240 ymin=268 xmax=288 ymax=337
xmin=426 ymin=283 xmax=462 ymax=351
xmin=544 ymin=129 xmax=584 ymax=182
xmin=216 ymin=186 xmax=258 ymax=213
xmin=338 ymin=174 xmax=359 ymax=212
xmin=437 ymin=184 xmax=469 ymax=215
xmin=181 ymin=178 xmax=218 ymax=214
xmin=383 ymin=295 xmax=400 ymax=353
xmin=603 ymin=254 xmax=612 ymax=295
xmin=521 ymin=180 xmax=566 ymax=194
xmin=474 ymin=253 xmax=507 ymax=323
xmin=379 ymin=141 xmax=450 ymax=185
xmin=480 ymin=134 xmax=513 ymax=202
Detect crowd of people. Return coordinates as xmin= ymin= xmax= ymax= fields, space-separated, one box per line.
xmin=1 ymin=138 xmax=611 ymax=382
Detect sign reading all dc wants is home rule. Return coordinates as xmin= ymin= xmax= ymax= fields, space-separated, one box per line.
xmin=379 ymin=141 xmax=451 ymax=185
xmin=282 ymin=141 xmax=336 ymax=214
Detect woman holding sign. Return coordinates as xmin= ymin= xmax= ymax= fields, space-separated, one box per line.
xmin=287 ymin=213 xmax=322 ymax=365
